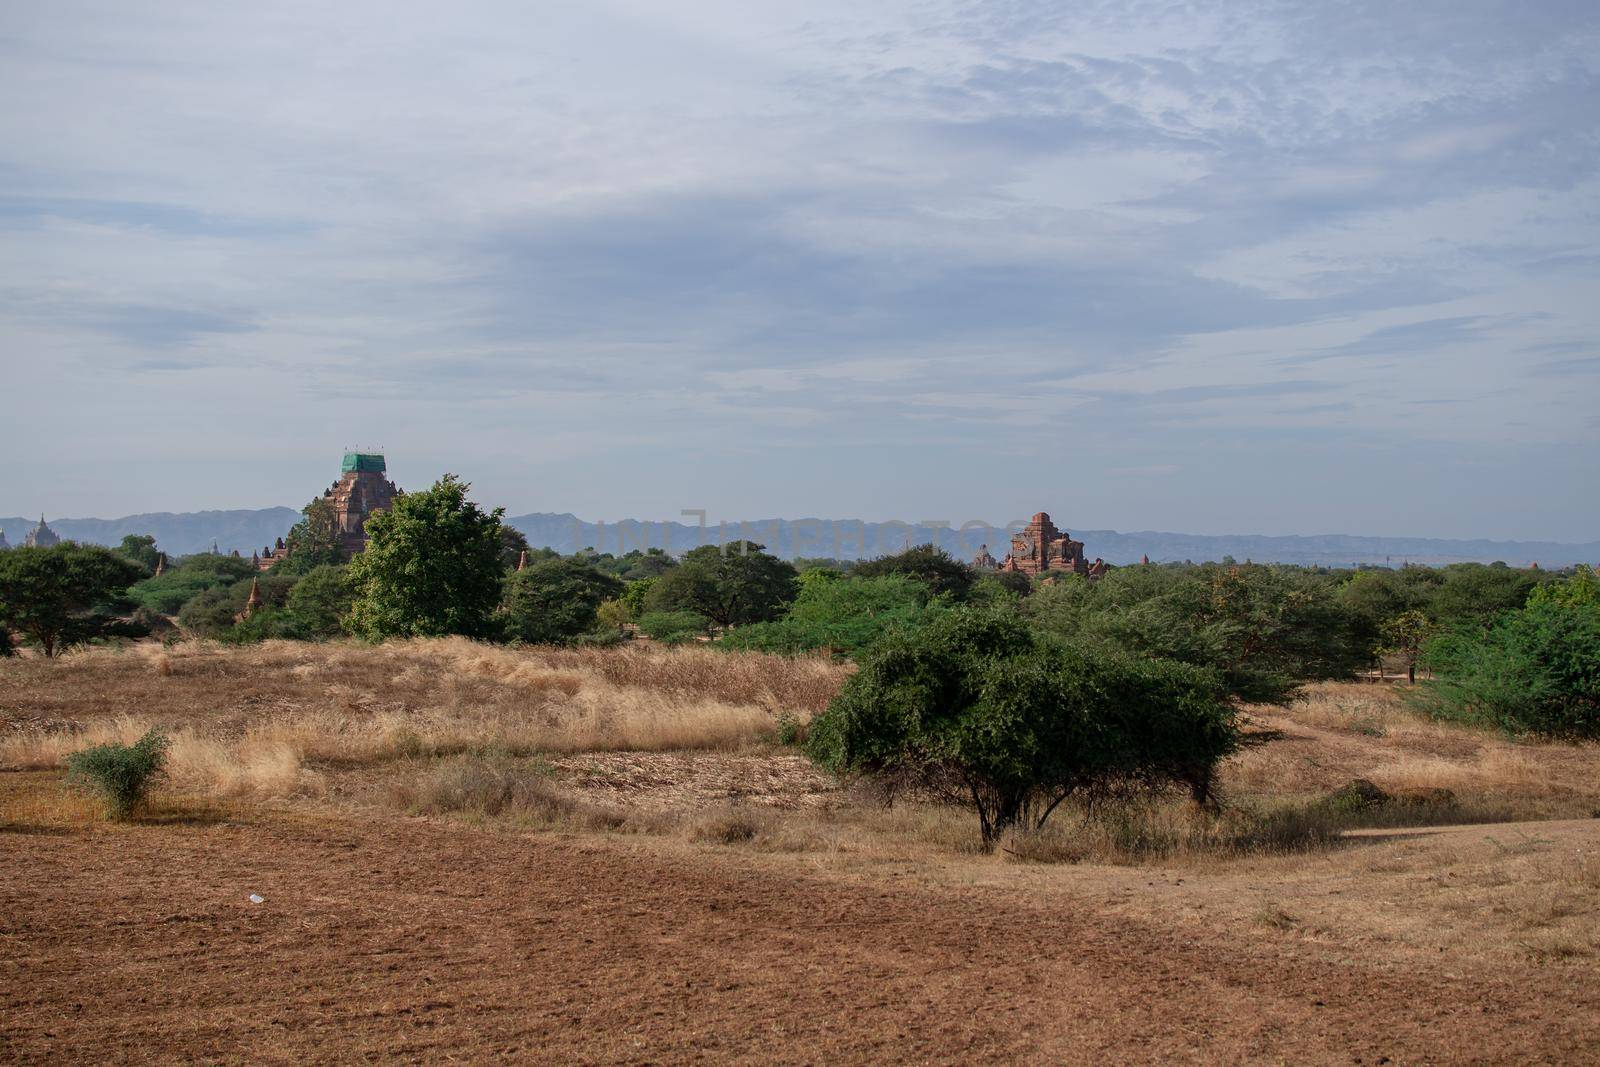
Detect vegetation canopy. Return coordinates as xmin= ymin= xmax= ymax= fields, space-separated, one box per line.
xmin=65 ymin=728 xmax=170 ymax=820
xmin=500 ymin=558 xmax=624 ymax=645
xmin=345 ymin=475 xmax=506 ymax=640
xmin=0 ymin=543 xmax=147 ymax=657
xmin=805 ymin=608 xmax=1240 ymax=849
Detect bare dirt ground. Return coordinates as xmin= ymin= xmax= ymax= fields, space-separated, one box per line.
xmin=5 ymin=805 xmax=1598 ymax=1066
xmin=4 ymin=643 xmax=1599 ymax=1064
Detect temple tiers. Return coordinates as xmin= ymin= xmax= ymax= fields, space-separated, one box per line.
xmin=23 ymin=515 xmax=60 ymax=548
xmin=975 ymin=511 xmax=1109 ymax=580
xmin=327 ymin=453 xmax=399 ymax=555
xmin=258 ymin=453 xmax=400 ymax=570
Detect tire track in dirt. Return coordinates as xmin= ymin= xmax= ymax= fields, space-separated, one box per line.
xmin=3 ymin=812 xmax=1595 ymax=1064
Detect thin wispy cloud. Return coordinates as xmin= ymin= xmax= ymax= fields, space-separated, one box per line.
xmin=0 ymin=0 xmax=1595 ymax=539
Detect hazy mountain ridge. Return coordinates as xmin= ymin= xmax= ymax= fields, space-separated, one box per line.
xmin=0 ymin=510 xmax=300 ymax=558
xmin=4 ymin=509 xmax=1593 ymax=568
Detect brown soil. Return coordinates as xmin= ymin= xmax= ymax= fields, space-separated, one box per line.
xmin=4 ymin=808 xmax=1597 ymax=1065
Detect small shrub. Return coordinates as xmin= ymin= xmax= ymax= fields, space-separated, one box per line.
xmin=574 ymin=627 xmax=627 ymax=648
xmin=774 ymin=712 xmax=804 ymax=747
xmin=1326 ymin=778 xmax=1389 ymax=814
xmin=64 ymin=729 xmax=170 ymax=819
xmin=389 ymin=756 xmax=627 ymax=830
xmin=690 ymin=808 xmax=765 ymax=844
xmin=637 ymin=611 xmax=710 ymax=644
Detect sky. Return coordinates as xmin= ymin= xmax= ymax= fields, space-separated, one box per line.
xmin=1 ymin=0 xmax=1596 ymax=540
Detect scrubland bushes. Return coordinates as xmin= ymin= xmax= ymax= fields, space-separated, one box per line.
xmin=65 ymin=728 xmax=169 ymax=819
xmin=806 ymin=609 xmax=1239 ymax=848
xmin=1418 ymin=571 xmax=1600 ymax=739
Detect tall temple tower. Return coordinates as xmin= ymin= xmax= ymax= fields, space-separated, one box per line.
xmin=325 ymin=453 xmax=399 ymax=555
xmin=23 ymin=515 xmax=60 ymax=548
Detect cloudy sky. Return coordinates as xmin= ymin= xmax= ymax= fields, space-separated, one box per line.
xmin=2 ymin=1 xmax=1596 ymax=540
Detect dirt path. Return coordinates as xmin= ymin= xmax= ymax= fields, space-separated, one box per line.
xmin=3 ymin=812 xmax=1596 ymax=1065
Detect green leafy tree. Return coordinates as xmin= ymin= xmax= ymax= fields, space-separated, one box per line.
xmin=644 ymin=542 xmax=797 ymax=628
xmin=596 ymin=598 xmax=630 ymax=631
xmin=619 ymin=576 xmax=657 ymax=622
xmin=126 ymin=554 xmax=256 ymax=615
xmin=0 ymin=544 xmax=147 ymax=657
xmin=852 ymin=544 xmax=974 ymax=601
xmin=346 ymin=475 xmax=507 ymax=640
xmin=1528 ymin=565 xmax=1599 ymax=609
xmin=1429 ymin=563 xmax=1544 ymax=630
xmin=271 ymin=498 xmax=346 ymax=575
xmin=1336 ymin=568 xmax=1428 ymax=664
xmin=637 ymin=610 xmax=711 ymax=643
xmin=1419 ymin=594 xmax=1600 ymax=739
xmin=641 ymin=565 xmax=715 ymax=618
xmin=720 ymin=574 xmax=934 ymax=656
xmin=284 ymin=564 xmax=354 ymax=637
xmin=114 ymin=534 xmax=161 ymax=573
xmin=804 ymin=609 xmax=1238 ymax=849
xmin=1381 ymin=609 xmax=1433 ymax=684
xmin=501 ymin=558 xmax=624 ymax=645
xmin=178 ymin=575 xmax=296 ymax=636
xmin=597 ymin=548 xmax=678 ymax=580
xmin=1022 ymin=563 xmax=1361 ymax=704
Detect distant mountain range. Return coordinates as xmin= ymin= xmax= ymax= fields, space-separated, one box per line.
xmin=4 ymin=509 xmax=1594 ymax=568
xmin=1 ymin=510 xmax=301 ymax=558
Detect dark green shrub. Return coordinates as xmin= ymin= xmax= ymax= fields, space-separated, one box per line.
xmin=804 ymin=608 xmax=1239 ymax=849
xmin=719 ymin=574 xmax=934 ymax=657
xmin=0 ymin=544 xmax=149 ymax=657
xmin=851 ymin=544 xmax=974 ymax=601
xmin=642 ymin=542 xmax=797 ymax=627
xmin=1022 ymin=562 xmax=1363 ymax=703
xmin=65 ymin=729 xmax=170 ymax=820
xmin=637 ymin=610 xmax=711 ymax=643
xmin=1418 ymin=596 xmax=1600 ymax=739
xmin=500 ymin=558 xmax=623 ymax=645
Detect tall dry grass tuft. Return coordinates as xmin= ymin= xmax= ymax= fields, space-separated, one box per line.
xmin=0 ymin=637 xmax=839 ymax=805
xmin=463 ymin=641 xmax=849 ymax=714
xmin=387 ymin=755 xmax=641 ymax=832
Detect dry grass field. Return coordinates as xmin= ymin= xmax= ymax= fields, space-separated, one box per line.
xmin=3 ymin=639 xmax=1599 ymax=1063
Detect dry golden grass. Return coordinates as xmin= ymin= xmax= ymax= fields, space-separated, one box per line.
xmin=0 ymin=639 xmax=851 ymax=806
xmin=1222 ymin=680 xmax=1600 ymax=820
xmin=6 ymin=645 xmax=1597 ymax=870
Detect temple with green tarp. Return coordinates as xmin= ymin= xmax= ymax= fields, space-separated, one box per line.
xmin=255 ymin=453 xmax=400 ymax=570
xmin=341 ymin=453 xmax=387 ymax=474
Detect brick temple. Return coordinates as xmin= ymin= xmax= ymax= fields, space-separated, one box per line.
xmin=256 ymin=453 xmax=399 ymax=569
xmin=975 ymin=512 xmax=1108 ymax=579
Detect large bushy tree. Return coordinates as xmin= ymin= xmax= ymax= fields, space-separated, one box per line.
xmin=500 ymin=558 xmax=623 ymax=645
xmin=0 ymin=544 xmax=147 ymax=657
xmin=1021 ymin=563 xmax=1361 ymax=703
xmin=643 ymin=541 xmax=797 ymax=628
xmin=1419 ymin=573 xmax=1600 ymax=739
xmin=127 ymin=554 xmax=257 ymax=615
xmin=805 ymin=609 xmax=1238 ymax=849
xmin=284 ymin=564 xmax=355 ymax=637
xmin=345 ymin=475 xmax=506 ymax=640
xmin=114 ymin=535 xmax=162 ymax=573
xmin=178 ymin=574 xmax=296 ymax=636
xmin=852 ymin=544 xmax=975 ymax=601
xmin=720 ymin=573 xmax=933 ymax=656
xmin=271 ymin=498 xmax=346 ymax=575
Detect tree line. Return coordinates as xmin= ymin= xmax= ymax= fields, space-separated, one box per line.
xmin=3 ymin=480 xmax=1593 ymax=734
